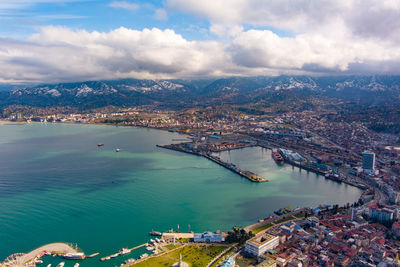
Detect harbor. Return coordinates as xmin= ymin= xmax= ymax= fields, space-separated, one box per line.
xmin=157 ymin=143 xmax=268 ymax=182
xmin=100 ymin=244 xmax=147 ymax=262
xmin=0 ymin=124 xmax=364 ymax=266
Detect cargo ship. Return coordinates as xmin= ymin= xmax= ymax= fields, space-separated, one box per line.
xmin=150 ymin=231 xmax=162 ymax=236
xmin=325 ymin=173 xmax=343 ymax=183
xmin=271 ymin=149 xmax=284 ymax=165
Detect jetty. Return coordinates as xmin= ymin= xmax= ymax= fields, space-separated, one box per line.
xmin=2 ymin=243 xmax=82 ymax=266
xmin=100 ymin=243 xmax=147 ymax=261
xmin=157 ymin=144 xmax=268 ymax=182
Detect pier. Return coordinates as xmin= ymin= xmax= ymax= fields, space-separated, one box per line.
xmin=2 ymin=243 xmax=82 ymax=266
xmin=157 ymin=144 xmax=268 ymax=182
xmin=100 ymin=243 xmax=147 ymax=261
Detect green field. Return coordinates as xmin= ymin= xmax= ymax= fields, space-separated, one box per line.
xmin=133 ymin=245 xmax=228 ymax=267
xmin=294 ymin=212 xmax=305 ymax=218
xmin=251 ymin=223 xmax=274 ymax=234
xmin=274 ymin=216 xmax=295 ymax=224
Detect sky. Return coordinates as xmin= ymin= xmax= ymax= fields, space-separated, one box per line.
xmin=0 ymin=0 xmax=400 ymax=84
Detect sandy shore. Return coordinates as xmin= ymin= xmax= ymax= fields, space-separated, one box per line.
xmin=0 ymin=120 xmax=27 ymax=125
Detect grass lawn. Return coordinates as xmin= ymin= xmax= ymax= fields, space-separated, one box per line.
xmin=275 ymin=216 xmax=295 ymax=224
xmin=252 ymin=223 xmax=273 ymax=234
xmin=133 ymin=245 xmax=228 ymax=267
xmin=165 ymin=244 xmax=181 ymax=250
xmin=294 ymin=212 xmax=305 ymax=218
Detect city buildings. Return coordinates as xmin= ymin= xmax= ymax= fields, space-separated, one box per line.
xmin=245 ymin=233 xmax=279 ymax=257
xmin=368 ymin=203 xmax=396 ymax=223
xmin=193 ymin=232 xmax=223 ymax=243
xmin=363 ymin=151 xmax=376 ymax=175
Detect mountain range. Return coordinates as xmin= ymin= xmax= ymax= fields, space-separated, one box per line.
xmin=1 ymin=75 xmax=400 ymax=109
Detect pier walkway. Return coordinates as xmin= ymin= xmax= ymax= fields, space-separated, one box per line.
xmin=157 ymin=144 xmax=268 ymax=182
xmin=11 ymin=243 xmax=78 ymax=266
xmin=100 ymin=243 xmax=147 ymax=261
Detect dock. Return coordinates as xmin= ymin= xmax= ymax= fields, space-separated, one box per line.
xmin=161 ymin=232 xmax=194 ymax=239
xmin=100 ymin=243 xmax=147 ymax=261
xmin=157 ymin=144 xmax=268 ymax=182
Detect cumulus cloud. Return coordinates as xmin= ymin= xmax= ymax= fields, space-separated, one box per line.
xmin=1 ymin=0 xmax=400 ymax=83
xmin=1 ymin=24 xmax=400 ymax=84
xmin=167 ymin=0 xmax=400 ymax=44
xmin=0 ymin=27 xmax=233 ymax=83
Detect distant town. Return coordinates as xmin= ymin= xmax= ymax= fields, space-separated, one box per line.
xmin=2 ymin=102 xmax=400 ymax=267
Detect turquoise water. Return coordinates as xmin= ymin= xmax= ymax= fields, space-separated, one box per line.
xmin=0 ymin=123 xmax=362 ymax=266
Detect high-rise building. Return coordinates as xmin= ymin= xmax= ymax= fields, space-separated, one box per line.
xmin=362 ymin=151 xmax=375 ymax=175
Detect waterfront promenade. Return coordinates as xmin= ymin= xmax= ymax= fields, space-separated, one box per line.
xmin=3 ymin=243 xmax=79 ymax=266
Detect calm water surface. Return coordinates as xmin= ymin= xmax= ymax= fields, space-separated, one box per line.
xmin=0 ymin=123 xmax=362 ymax=266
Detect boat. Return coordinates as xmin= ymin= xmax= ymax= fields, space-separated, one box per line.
xmin=115 ymin=148 xmax=121 ymax=152
xmin=140 ymin=253 xmax=149 ymax=259
xmin=105 ymin=257 xmax=111 ymax=260
xmin=119 ymin=248 xmax=131 ymax=255
xmin=325 ymin=173 xmax=343 ymax=183
xmin=73 ymin=264 xmax=80 ymax=267
xmin=150 ymin=231 xmax=162 ymax=236
xmin=63 ymin=253 xmax=85 ymax=260
xmin=146 ymin=247 xmax=154 ymax=251
xmin=35 ymin=259 xmax=43 ymax=264
xmin=57 ymin=262 xmax=65 ymax=267
xmin=274 ymin=206 xmax=291 ymax=215
xmin=97 ymin=143 xmax=104 ymax=147
xmin=46 ymin=264 xmax=51 ymax=267
xmin=125 ymin=259 xmax=135 ymax=264
xmin=271 ymin=149 xmax=284 ymax=165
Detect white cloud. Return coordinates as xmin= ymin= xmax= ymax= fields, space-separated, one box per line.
xmin=0 ymin=0 xmax=84 ymax=10
xmin=153 ymin=8 xmax=167 ymax=20
xmin=109 ymin=1 xmax=139 ymax=11
xmin=2 ymin=0 xmax=400 ymax=83
xmin=1 ymin=24 xmax=400 ymax=84
xmin=167 ymin=0 xmax=400 ymax=44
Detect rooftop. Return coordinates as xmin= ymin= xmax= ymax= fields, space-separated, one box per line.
xmin=248 ymin=233 xmax=277 ymax=247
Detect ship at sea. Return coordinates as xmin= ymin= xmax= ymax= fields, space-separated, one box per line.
xmin=150 ymin=231 xmax=162 ymax=236
xmin=271 ymin=149 xmax=284 ymax=165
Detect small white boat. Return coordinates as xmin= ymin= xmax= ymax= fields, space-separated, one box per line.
xmin=125 ymin=258 xmax=135 ymax=264
xmin=57 ymin=262 xmax=65 ymax=267
xmin=105 ymin=257 xmax=111 ymax=260
xmin=139 ymin=253 xmax=149 ymax=259
xmin=73 ymin=263 xmax=80 ymax=267
xmin=146 ymin=247 xmax=154 ymax=251
xmin=119 ymin=248 xmax=131 ymax=255
xmin=35 ymin=260 xmax=43 ymax=264
xmin=115 ymin=148 xmax=121 ymax=152
xmin=47 ymin=264 xmax=51 ymax=267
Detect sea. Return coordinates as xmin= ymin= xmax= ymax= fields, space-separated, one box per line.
xmin=0 ymin=123 xmax=363 ymax=266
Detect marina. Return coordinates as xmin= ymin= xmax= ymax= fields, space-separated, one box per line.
xmin=100 ymin=243 xmax=147 ymax=261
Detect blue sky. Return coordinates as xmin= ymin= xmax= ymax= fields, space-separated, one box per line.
xmin=0 ymin=0 xmax=212 ymax=40
xmin=0 ymin=0 xmax=400 ymax=83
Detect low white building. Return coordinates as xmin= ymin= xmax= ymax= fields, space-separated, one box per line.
xmin=245 ymin=233 xmax=279 ymax=257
